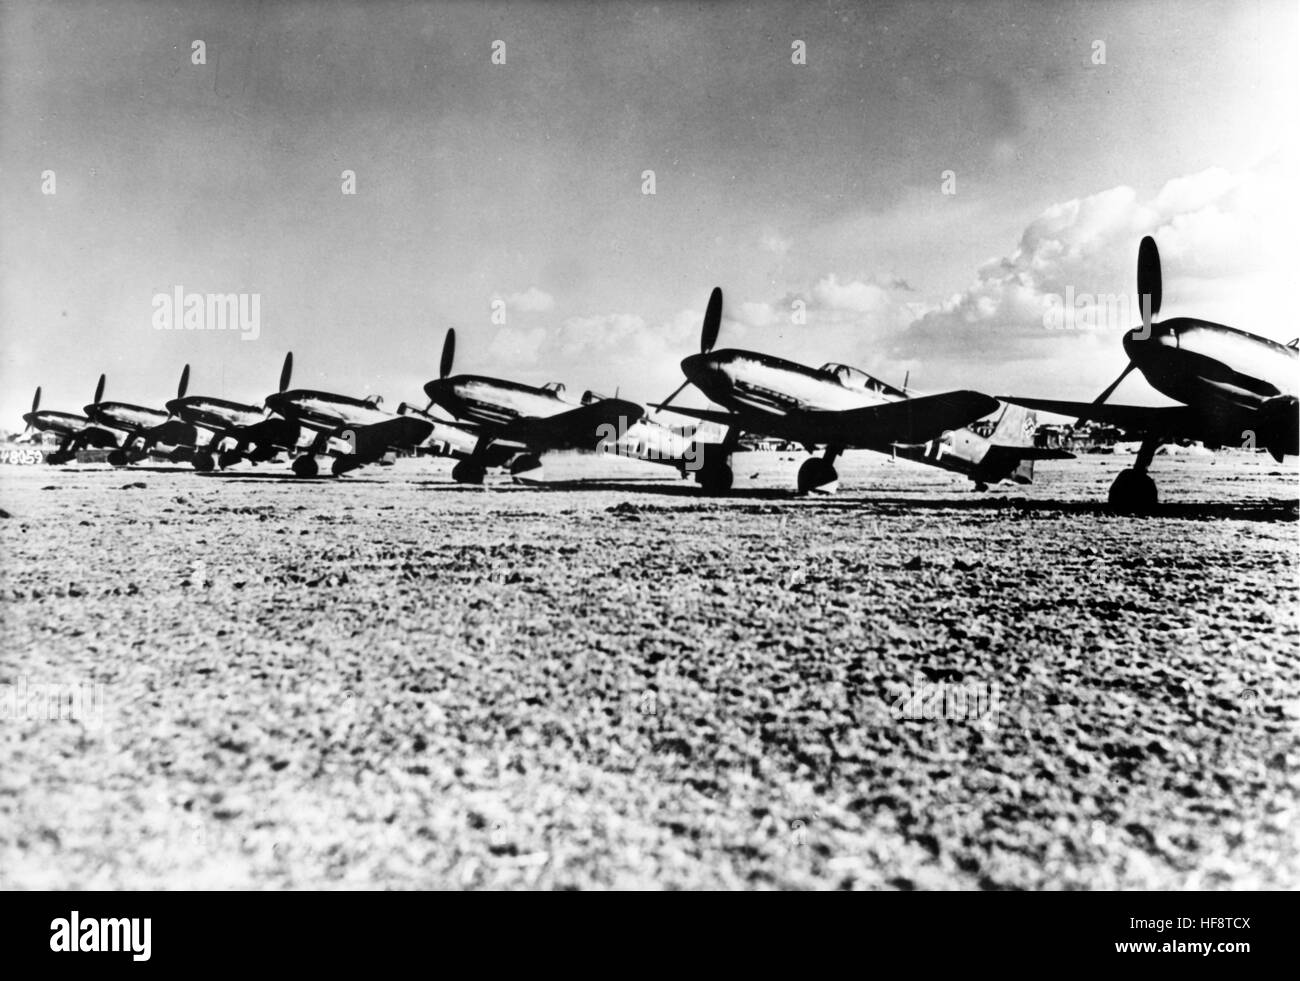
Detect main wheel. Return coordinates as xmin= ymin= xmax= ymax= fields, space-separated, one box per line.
xmin=292 ymin=455 xmax=319 ymax=478
xmin=797 ymin=458 xmax=839 ymax=494
xmin=1107 ymin=468 xmax=1158 ymax=513
xmin=509 ymin=454 xmax=542 ymax=476
xmin=218 ymin=450 xmax=243 ymax=469
xmin=699 ymin=463 xmax=734 ymax=495
xmin=192 ymin=453 xmax=215 ymax=472
xmin=452 ymin=461 xmax=486 ymax=485
xmin=107 ymin=449 xmax=129 ymax=467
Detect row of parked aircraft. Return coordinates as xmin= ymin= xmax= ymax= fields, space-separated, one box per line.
xmin=17 ymin=237 xmax=1299 ymax=511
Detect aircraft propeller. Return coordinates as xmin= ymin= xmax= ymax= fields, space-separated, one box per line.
xmin=425 ymin=329 xmax=456 ymax=410
xmin=653 ymin=287 xmax=724 ymax=418
xmin=92 ymin=373 xmax=106 ymax=407
xmin=20 ymin=386 xmax=42 ymax=436
xmin=1076 ymin=236 xmax=1160 ymax=426
xmin=700 ymin=286 xmax=722 ymax=355
xmin=177 ymin=364 xmax=190 ymax=400
xmin=279 ymin=351 xmax=293 ymax=393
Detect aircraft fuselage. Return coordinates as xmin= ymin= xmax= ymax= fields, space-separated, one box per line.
xmin=424 ymin=375 xmax=571 ymax=428
xmin=265 ymin=390 xmax=395 ymax=429
xmin=166 ymin=396 xmax=266 ymax=432
xmin=681 ymin=350 xmax=895 ymax=419
xmin=23 ymin=410 xmax=91 ymax=439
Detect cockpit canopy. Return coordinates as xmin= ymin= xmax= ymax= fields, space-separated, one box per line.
xmin=819 ymin=363 xmax=906 ymax=398
xmin=581 ymin=390 xmax=609 ymax=405
xmin=364 ymin=394 xmax=384 ymax=407
xmin=542 ymin=382 xmax=566 ymax=394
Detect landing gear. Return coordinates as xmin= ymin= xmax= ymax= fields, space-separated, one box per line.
xmin=332 ymin=454 xmax=371 ymax=476
xmin=192 ymin=453 xmax=215 ymax=472
xmin=797 ymin=448 xmax=841 ymax=494
xmin=694 ymin=429 xmax=739 ymax=496
xmin=107 ymin=449 xmax=129 ymax=467
xmin=452 ymin=460 xmax=486 ymax=485
xmin=1108 ymin=437 xmax=1160 ymax=514
xmin=1108 ymin=469 xmax=1158 ymax=512
xmin=699 ymin=462 xmax=734 ymax=494
xmin=509 ymin=454 xmax=542 ymax=477
xmin=292 ymin=455 xmax=319 ymax=478
xmin=218 ymin=450 xmax=243 ymax=469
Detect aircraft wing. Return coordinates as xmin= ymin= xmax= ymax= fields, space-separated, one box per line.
xmin=647 ymin=404 xmax=736 ymax=427
xmin=654 ymin=392 xmax=998 ymax=447
xmin=1000 ymin=398 xmax=1196 ymax=439
xmin=340 ymin=416 xmax=434 ymax=456
xmin=802 ymin=391 xmax=1000 ymax=446
xmin=500 ymin=398 xmax=644 ymax=451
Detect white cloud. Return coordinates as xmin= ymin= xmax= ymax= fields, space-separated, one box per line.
xmin=889 ymin=163 xmax=1297 ymax=398
xmin=810 ymin=274 xmax=892 ymax=315
xmin=759 ymin=229 xmax=793 ymax=256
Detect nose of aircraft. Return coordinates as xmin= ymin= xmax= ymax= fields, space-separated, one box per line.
xmin=423 ymin=377 xmax=453 ymax=408
xmin=264 ymin=391 xmax=287 ymax=414
xmin=164 ymin=398 xmax=184 ymax=415
xmin=1122 ymin=322 xmax=1177 ymax=364
xmin=681 ymin=353 xmax=732 ymax=396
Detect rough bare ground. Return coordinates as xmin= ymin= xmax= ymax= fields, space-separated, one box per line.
xmin=1 ymin=449 xmax=1297 ymax=889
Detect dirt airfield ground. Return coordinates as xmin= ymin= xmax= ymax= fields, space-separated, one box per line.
xmin=1 ymin=448 xmax=1297 ymax=890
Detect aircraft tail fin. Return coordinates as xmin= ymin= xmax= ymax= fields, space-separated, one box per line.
xmin=989 ymin=401 xmax=1038 ymax=447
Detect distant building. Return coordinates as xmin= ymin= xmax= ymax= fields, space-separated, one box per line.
xmin=1035 ymin=422 xmax=1124 ymax=453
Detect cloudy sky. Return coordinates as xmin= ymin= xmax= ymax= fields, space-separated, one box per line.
xmin=1 ymin=0 xmax=1296 ymax=425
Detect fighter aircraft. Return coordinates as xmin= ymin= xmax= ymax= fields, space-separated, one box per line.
xmin=419 ymin=328 xmax=708 ymax=484
xmin=651 ymin=288 xmax=1006 ymax=493
xmin=165 ymin=353 xmax=300 ymax=471
xmin=19 ymin=382 xmax=119 ymax=464
xmin=83 ymin=366 xmax=206 ymax=466
xmin=1002 ymin=236 xmax=1298 ymax=511
xmin=889 ymin=399 xmax=1071 ymax=490
xmin=263 ymin=363 xmax=435 ymax=477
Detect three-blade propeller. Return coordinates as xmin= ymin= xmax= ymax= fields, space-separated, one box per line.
xmin=20 ymin=386 xmax=42 ymax=435
xmin=1078 ymin=236 xmax=1162 ymax=424
xmin=279 ymin=352 xmax=293 ymax=394
xmin=426 ymin=329 xmax=457 ymax=410
xmin=654 ymin=287 xmax=724 ymax=418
